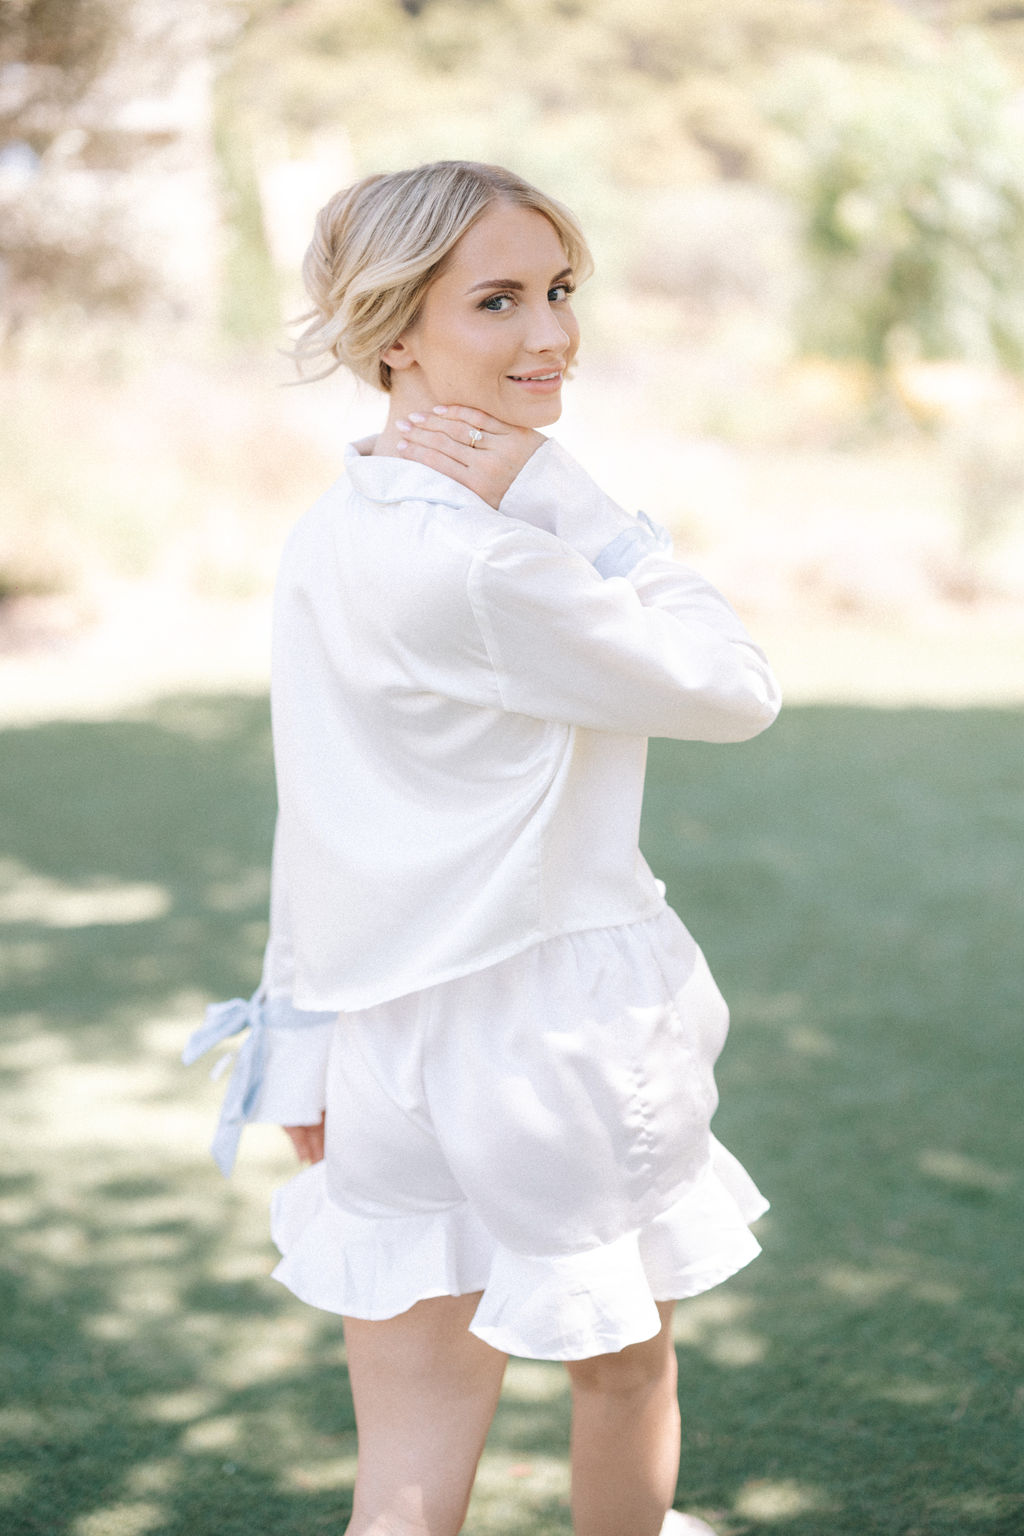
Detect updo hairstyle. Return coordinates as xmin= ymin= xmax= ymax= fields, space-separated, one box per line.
xmin=291 ymin=159 xmax=593 ymax=388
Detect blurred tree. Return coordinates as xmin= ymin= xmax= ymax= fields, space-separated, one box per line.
xmin=0 ymin=0 xmax=140 ymax=343
xmin=0 ymin=0 xmax=124 ymax=82
xmin=0 ymin=0 xmax=224 ymax=351
xmin=769 ymin=31 xmax=1024 ymax=371
xmin=223 ymin=0 xmax=926 ymax=188
xmin=214 ymin=85 xmax=280 ymax=343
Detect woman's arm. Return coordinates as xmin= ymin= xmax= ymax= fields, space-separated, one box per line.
xmin=394 ymin=405 xmax=681 ymax=568
xmin=465 ymin=528 xmax=780 ymax=743
xmin=395 ymin=409 xmax=780 ymax=743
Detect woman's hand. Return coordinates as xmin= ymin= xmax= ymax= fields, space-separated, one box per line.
xmin=395 ymin=406 xmax=544 ymax=509
xmin=283 ymin=1113 xmax=325 ymax=1165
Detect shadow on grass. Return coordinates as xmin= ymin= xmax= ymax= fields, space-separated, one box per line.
xmin=0 ymin=695 xmax=278 ymax=1055
xmin=0 ymin=698 xmax=1022 ymax=1535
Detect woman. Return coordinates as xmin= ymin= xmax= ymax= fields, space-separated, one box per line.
xmin=185 ymin=160 xmax=781 ymax=1536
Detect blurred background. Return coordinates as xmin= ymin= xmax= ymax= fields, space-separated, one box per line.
xmin=3 ymin=0 xmax=1024 ymax=712
xmin=2 ymin=5 xmax=1023 ymax=1536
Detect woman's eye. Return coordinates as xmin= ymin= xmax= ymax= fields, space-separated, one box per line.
xmin=479 ymin=285 xmax=575 ymax=312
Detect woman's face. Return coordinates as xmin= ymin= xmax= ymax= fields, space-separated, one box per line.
xmin=386 ymin=201 xmax=581 ymax=427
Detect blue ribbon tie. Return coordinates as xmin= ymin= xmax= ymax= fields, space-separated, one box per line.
xmin=183 ymin=992 xmax=338 ymax=1177
xmin=182 ymin=993 xmax=268 ymax=1178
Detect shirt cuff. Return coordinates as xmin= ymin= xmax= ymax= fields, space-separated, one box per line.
xmin=182 ymin=992 xmax=336 ymax=1176
xmin=248 ymin=1016 xmax=335 ymax=1126
xmin=592 ymin=511 xmax=674 ymax=579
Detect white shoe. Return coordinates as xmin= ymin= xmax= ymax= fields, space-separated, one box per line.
xmin=661 ymin=1513 xmax=720 ymax=1536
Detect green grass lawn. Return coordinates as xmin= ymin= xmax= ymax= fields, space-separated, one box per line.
xmin=1 ymin=698 xmax=1021 ymax=1536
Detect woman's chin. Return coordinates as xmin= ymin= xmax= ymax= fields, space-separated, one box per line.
xmin=511 ymin=396 xmax=563 ymax=428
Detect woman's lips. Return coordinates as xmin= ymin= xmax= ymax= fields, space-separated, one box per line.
xmin=507 ymin=370 xmax=564 ymax=394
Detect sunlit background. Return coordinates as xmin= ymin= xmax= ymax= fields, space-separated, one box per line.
xmin=4 ymin=0 xmax=1024 ymax=712
xmin=2 ymin=5 xmax=1023 ymax=1536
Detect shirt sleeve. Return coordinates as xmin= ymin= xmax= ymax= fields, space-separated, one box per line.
xmin=469 ymin=447 xmax=780 ymax=742
xmin=498 ymin=438 xmax=641 ymax=562
xmin=247 ymin=821 xmax=335 ymax=1127
xmin=182 ymin=823 xmax=336 ymax=1176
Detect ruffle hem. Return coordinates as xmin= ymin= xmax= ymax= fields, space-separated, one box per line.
xmin=269 ymin=1135 xmax=768 ymax=1361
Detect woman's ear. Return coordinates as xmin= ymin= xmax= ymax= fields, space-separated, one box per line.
xmin=381 ymin=333 xmax=417 ymax=373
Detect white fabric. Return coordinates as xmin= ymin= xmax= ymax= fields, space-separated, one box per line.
xmin=268 ymin=906 xmax=769 ymax=1361
xmin=186 ymin=434 xmax=779 ymax=1357
xmin=661 ymin=1514 xmax=720 ymax=1535
xmin=246 ymin=1015 xmax=335 ymax=1127
xmin=498 ymin=436 xmax=664 ymax=565
xmin=181 ymin=991 xmax=335 ymax=1174
xmin=268 ymin=438 xmax=780 ymax=1013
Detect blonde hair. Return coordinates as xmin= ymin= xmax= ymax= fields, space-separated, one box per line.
xmin=290 ymin=160 xmax=593 ymax=389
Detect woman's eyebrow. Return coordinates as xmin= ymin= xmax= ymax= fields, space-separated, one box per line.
xmin=466 ymin=267 xmax=573 ymax=295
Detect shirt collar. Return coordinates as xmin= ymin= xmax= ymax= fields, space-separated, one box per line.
xmin=343 ymin=440 xmax=483 ymax=510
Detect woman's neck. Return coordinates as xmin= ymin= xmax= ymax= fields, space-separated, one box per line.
xmin=371 ymin=375 xmax=437 ymax=457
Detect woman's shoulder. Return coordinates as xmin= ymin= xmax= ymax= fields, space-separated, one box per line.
xmin=277 ymin=443 xmax=584 ymax=607
xmin=337 ymin=444 xmax=560 ymax=568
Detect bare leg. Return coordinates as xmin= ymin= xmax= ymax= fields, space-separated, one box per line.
xmin=342 ymin=1292 xmax=508 ymax=1536
xmin=566 ymin=1300 xmax=680 ymax=1536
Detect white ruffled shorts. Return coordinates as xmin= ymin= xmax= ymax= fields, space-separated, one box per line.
xmin=270 ymin=904 xmax=768 ymax=1361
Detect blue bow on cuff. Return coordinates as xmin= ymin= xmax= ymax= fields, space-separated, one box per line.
xmin=183 ymin=992 xmax=336 ymax=1178
xmin=182 ymin=994 xmax=268 ymax=1177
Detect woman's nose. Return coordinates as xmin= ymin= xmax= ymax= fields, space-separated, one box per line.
xmin=525 ymin=302 xmax=571 ymax=354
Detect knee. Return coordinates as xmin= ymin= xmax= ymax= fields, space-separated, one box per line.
xmin=566 ymin=1334 xmax=677 ymax=1399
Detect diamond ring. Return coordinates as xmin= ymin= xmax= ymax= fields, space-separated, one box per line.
xmin=467 ymin=427 xmax=483 ymax=448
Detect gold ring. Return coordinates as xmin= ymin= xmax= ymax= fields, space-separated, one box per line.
xmin=468 ymin=427 xmax=483 ymax=448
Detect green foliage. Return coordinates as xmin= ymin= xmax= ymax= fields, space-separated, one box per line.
xmin=219 ymin=1 xmax=1024 ymax=372
xmin=222 ymin=0 xmax=885 ymax=192
xmin=770 ymin=32 xmax=1024 ymax=369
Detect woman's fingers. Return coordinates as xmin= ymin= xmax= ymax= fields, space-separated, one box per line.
xmin=397 ymin=404 xmax=515 ymax=451
xmin=431 ymin=404 xmax=510 ymax=434
xmin=395 ymin=410 xmax=546 ymax=507
xmin=397 ymin=433 xmax=472 ymax=474
xmin=283 ymin=1115 xmax=325 ymax=1165
xmin=397 ymin=414 xmax=491 ymax=457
